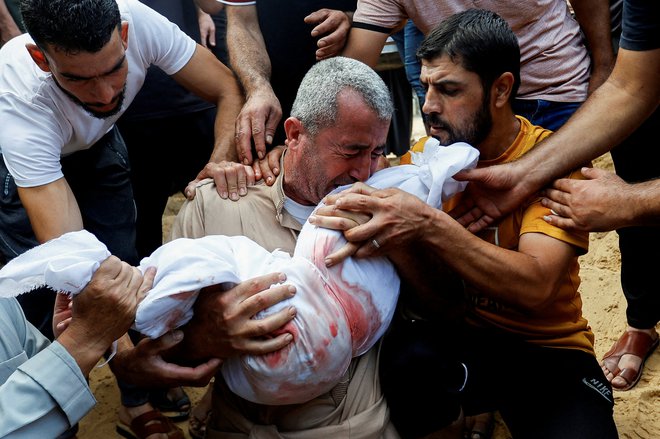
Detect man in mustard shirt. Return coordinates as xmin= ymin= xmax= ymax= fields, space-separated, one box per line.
xmin=311 ymin=9 xmax=618 ymax=439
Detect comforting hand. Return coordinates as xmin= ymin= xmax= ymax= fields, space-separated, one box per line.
xmin=110 ymin=330 xmax=221 ymax=388
xmin=251 ymin=145 xmax=284 ymax=186
xmin=304 ymin=9 xmax=352 ymax=60
xmin=181 ymin=272 xmax=297 ymax=361
xmin=235 ymin=91 xmax=283 ymax=165
xmin=185 ymin=160 xmax=256 ymax=201
xmin=56 ymin=257 xmax=155 ymax=376
xmin=52 ymin=293 xmax=73 ymax=338
xmin=450 ymin=161 xmax=533 ymax=232
xmin=197 ymin=9 xmax=216 ymax=48
xmin=541 ymin=167 xmax=634 ymax=232
xmin=310 ymin=183 xmax=430 ymax=265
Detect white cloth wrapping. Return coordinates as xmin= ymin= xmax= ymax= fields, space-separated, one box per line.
xmin=0 ymin=140 xmax=478 ymax=405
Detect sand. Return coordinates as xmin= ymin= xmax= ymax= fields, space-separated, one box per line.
xmin=78 ymin=149 xmax=659 ymax=439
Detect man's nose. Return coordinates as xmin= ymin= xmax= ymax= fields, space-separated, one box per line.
xmin=91 ymin=79 xmax=117 ymax=104
xmin=350 ymin=155 xmax=372 ymax=182
xmin=422 ymin=89 xmax=440 ymax=115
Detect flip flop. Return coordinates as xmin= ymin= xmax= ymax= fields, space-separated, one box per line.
xmin=116 ymin=409 xmax=185 ymax=439
xmin=601 ymin=330 xmax=659 ymax=391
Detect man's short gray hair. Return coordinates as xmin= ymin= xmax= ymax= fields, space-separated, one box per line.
xmin=290 ymin=57 xmax=394 ymax=136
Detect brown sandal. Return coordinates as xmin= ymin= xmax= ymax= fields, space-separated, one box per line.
xmin=601 ymin=330 xmax=659 ymax=391
xmin=116 ymin=409 xmax=185 ymax=439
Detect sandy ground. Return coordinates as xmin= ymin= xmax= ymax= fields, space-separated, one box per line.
xmin=78 ymin=121 xmax=660 ymax=438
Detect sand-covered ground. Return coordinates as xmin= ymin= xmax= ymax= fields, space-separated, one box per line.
xmin=79 ymin=146 xmax=659 ymax=438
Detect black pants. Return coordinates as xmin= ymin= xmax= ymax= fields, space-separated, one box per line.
xmin=609 ymin=107 xmax=660 ymax=329
xmin=380 ymin=316 xmax=618 ymax=439
xmin=117 ymin=107 xmax=216 ymax=258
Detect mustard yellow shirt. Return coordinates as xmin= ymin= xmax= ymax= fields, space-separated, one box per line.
xmin=404 ymin=116 xmax=594 ymax=354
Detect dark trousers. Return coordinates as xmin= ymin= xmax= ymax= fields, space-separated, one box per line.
xmin=380 ymin=316 xmax=618 ymax=439
xmin=117 ymin=107 xmax=216 ymax=258
xmin=610 ymin=107 xmax=660 ymax=329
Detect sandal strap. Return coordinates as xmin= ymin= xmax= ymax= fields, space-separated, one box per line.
xmin=130 ymin=410 xmax=184 ymax=439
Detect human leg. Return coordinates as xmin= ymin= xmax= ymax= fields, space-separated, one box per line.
xmin=497 ymin=346 xmax=617 ymax=439
xmin=460 ymin=331 xmax=617 ymax=439
xmin=604 ymin=107 xmax=660 ymax=390
xmin=117 ymin=108 xmax=215 ymax=258
xmin=379 ymin=315 xmax=467 ymax=438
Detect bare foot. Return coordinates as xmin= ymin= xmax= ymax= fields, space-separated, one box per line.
xmin=601 ymin=326 xmax=659 ymax=390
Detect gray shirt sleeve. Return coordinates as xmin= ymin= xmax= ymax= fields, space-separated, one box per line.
xmin=0 ymin=299 xmax=96 ymax=438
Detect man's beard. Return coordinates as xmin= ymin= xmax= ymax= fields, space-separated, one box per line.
xmin=428 ymin=95 xmax=492 ymax=147
xmin=55 ymin=79 xmax=126 ymax=119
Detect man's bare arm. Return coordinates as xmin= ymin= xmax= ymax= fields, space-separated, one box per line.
xmin=18 ymin=178 xmax=83 ymax=243
xmin=570 ymin=0 xmax=615 ymax=94
xmin=0 ymin=0 xmax=21 ymax=47
xmin=342 ymin=27 xmax=389 ymax=68
xmin=226 ymin=4 xmax=281 ymax=164
xmin=453 ymin=47 xmax=660 ymax=232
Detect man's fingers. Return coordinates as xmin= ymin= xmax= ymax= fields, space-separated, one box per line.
xmin=242 ymin=332 xmax=294 ymax=356
xmin=232 ymin=272 xmax=287 ymax=302
xmin=184 ymin=180 xmax=200 ymax=200
xmin=324 ymin=241 xmax=359 ymax=267
xmin=235 ymin=119 xmax=254 ymax=165
xmin=241 ymin=283 xmax=297 ymax=320
xmin=308 ymin=208 xmax=362 ymax=231
xmin=137 ymin=266 xmax=157 ymax=301
xmin=466 ymin=215 xmax=494 ymax=234
xmin=256 ymin=146 xmax=283 ymax=186
xmin=250 ymin=116 xmax=268 ymax=160
xmin=542 ymin=213 xmax=579 ymax=231
xmin=145 ymin=329 xmax=187 ymax=355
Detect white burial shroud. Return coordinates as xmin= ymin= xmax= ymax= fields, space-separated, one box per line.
xmin=0 ymin=140 xmax=478 ymax=405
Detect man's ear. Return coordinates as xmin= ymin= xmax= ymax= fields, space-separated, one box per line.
xmin=120 ymin=22 xmax=129 ymax=49
xmin=26 ymin=43 xmax=50 ymax=72
xmin=283 ymin=117 xmax=303 ymax=149
xmin=492 ymin=72 xmax=514 ymax=108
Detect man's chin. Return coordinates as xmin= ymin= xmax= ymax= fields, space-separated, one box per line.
xmin=83 ymin=103 xmax=122 ymax=119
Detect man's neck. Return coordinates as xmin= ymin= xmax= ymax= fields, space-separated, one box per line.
xmin=478 ymin=114 xmax=521 ymax=161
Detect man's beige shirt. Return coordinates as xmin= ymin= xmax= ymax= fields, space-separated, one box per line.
xmin=170 ymin=167 xmax=397 ymax=438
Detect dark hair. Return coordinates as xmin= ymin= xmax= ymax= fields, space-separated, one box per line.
xmin=417 ymin=9 xmax=521 ymax=101
xmin=20 ymin=0 xmax=121 ymax=53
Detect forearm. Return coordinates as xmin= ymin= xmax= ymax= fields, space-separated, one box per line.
xmin=211 ymin=85 xmax=243 ymax=163
xmin=18 ymin=179 xmax=83 ymax=243
xmin=226 ymin=7 xmax=273 ymax=100
xmin=0 ymin=0 xmax=21 ymax=46
xmin=0 ymin=342 xmax=95 ymax=438
xmin=342 ymin=27 xmax=388 ymax=68
xmin=628 ymin=178 xmax=660 ymax=225
xmin=570 ymin=0 xmax=615 ymax=79
xmin=57 ymin=329 xmax=115 ymax=378
xmin=419 ymin=209 xmax=562 ymax=311
xmin=515 ymin=51 xmax=660 ymax=192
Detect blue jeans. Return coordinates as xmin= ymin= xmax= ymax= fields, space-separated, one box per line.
xmin=512 ymin=99 xmax=582 ymax=131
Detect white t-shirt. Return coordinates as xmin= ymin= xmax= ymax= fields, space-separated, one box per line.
xmin=0 ymin=0 xmax=196 ymax=187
